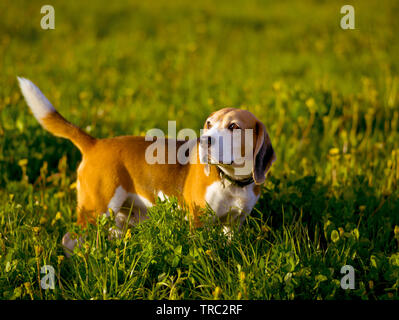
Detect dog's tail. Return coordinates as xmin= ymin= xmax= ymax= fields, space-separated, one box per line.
xmin=17 ymin=77 xmax=95 ymax=153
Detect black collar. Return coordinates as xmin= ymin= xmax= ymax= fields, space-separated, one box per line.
xmin=217 ymin=167 xmax=254 ymax=187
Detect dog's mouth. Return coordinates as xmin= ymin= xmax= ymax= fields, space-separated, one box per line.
xmin=200 ymin=137 xmax=236 ymax=166
xmin=207 ymin=154 xmax=234 ymax=166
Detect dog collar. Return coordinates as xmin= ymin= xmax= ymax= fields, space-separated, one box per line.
xmin=217 ymin=167 xmax=254 ymax=187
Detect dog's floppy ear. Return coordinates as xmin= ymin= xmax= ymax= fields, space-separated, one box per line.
xmin=252 ymin=121 xmax=276 ymax=185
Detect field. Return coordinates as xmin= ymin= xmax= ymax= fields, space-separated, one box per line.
xmin=1 ymin=0 xmax=399 ymax=300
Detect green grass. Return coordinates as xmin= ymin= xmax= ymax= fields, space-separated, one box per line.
xmin=1 ymin=0 xmax=399 ymax=299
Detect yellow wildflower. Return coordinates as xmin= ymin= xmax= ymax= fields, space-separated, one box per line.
xmin=331 ymin=230 xmax=340 ymax=243
xmin=213 ymin=286 xmax=221 ymax=299
xmin=329 ymin=148 xmax=340 ymax=156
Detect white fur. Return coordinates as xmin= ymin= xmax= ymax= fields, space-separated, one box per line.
xmin=112 ymin=191 xmax=152 ymax=230
xmin=107 ymin=187 xmax=153 ymax=224
xmin=62 ymin=232 xmax=84 ymax=258
xmin=63 ymin=187 xmax=154 ymax=255
xmin=107 ymin=185 xmax=128 ymax=215
xmin=157 ymin=190 xmax=168 ymax=201
xmin=200 ymin=126 xmax=233 ymax=165
xmin=127 ymin=192 xmax=153 ymax=210
xmin=17 ymin=77 xmax=55 ymax=123
xmin=205 ymin=180 xmax=259 ymax=225
xmin=200 ymin=122 xmax=254 ymax=177
xmin=107 ymin=186 xmax=154 ymax=216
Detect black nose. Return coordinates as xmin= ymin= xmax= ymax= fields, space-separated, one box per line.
xmin=201 ymin=136 xmax=214 ymax=146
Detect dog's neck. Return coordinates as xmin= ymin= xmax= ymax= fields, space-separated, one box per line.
xmin=215 ymin=166 xmax=254 ymax=187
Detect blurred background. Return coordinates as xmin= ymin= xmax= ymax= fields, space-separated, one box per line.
xmin=0 ymin=0 xmax=398 ymax=189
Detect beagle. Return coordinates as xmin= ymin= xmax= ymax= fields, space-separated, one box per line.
xmin=18 ymin=77 xmax=276 ymax=254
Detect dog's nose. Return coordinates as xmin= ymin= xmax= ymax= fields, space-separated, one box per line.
xmin=201 ymin=135 xmax=214 ymax=147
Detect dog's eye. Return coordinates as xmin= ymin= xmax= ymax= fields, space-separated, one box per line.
xmin=228 ymin=123 xmax=240 ymax=131
xmin=206 ymin=121 xmax=212 ymax=129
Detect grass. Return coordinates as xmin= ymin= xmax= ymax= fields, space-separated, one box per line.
xmin=1 ymin=0 xmax=399 ymax=299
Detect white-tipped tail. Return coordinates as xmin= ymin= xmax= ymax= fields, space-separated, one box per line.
xmin=17 ymin=77 xmax=55 ymax=123
xmin=17 ymin=77 xmax=95 ymax=153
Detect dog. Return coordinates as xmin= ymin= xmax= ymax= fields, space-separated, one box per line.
xmin=17 ymin=77 xmax=276 ymax=254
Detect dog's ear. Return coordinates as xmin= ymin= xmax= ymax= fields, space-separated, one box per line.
xmin=252 ymin=121 xmax=276 ymax=185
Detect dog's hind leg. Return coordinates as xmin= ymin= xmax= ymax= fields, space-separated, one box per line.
xmin=106 ymin=186 xmax=129 ymax=239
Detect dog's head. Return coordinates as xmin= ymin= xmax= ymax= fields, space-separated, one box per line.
xmin=199 ymin=108 xmax=276 ymax=184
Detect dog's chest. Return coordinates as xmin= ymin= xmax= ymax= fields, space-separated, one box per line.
xmin=204 ymin=180 xmax=259 ymax=219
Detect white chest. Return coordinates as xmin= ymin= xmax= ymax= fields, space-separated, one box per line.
xmin=204 ymin=181 xmax=259 ymax=222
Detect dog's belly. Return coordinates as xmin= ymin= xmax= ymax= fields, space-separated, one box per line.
xmin=204 ymin=181 xmax=259 ymax=223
